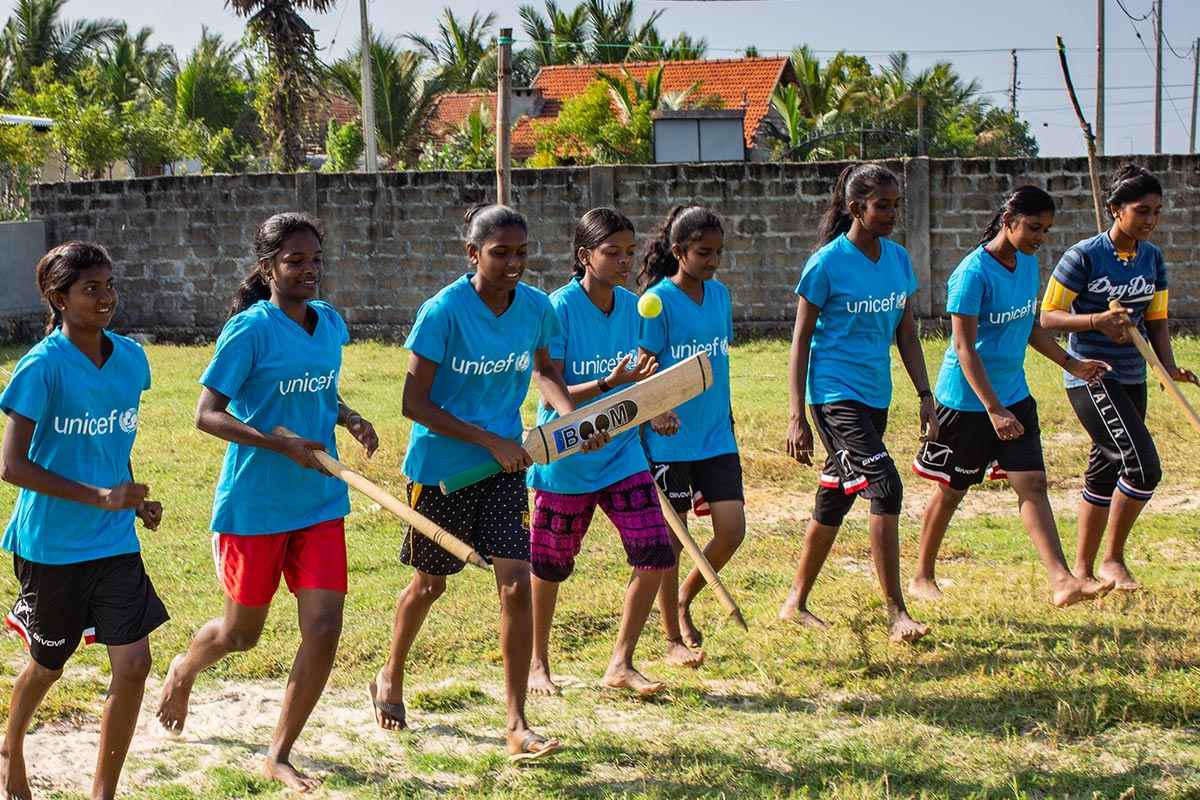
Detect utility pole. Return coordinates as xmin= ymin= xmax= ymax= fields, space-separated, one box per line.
xmin=359 ymin=0 xmax=377 ymax=173
xmin=1009 ymin=49 xmax=1018 ymax=115
xmin=1096 ymin=0 xmax=1105 ymax=154
xmin=496 ymin=27 xmax=512 ymax=205
xmin=916 ymin=95 xmax=926 ymax=156
xmin=1154 ymin=0 xmax=1163 ymax=154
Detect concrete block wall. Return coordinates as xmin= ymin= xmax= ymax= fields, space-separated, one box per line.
xmin=21 ymin=155 xmax=1200 ymax=340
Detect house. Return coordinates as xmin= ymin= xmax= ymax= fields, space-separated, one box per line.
xmin=426 ymin=56 xmax=798 ymax=162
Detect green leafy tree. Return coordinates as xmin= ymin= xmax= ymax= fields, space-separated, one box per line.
xmin=325 ymin=35 xmax=440 ymax=167
xmin=1 ymin=0 xmax=122 ymax=97
xmin=120 ymin=98 xmax=186 ymax=175
xmin=418 ymin=101 xmax=494 ymax=170
xmin=405 ymin=8 xmax=495 ymax=93
xmin=0 ymin=119 xmax=48 ymax=219
xmin=228 ymin=0 xmax=334 ymax=171
xmin=529 ymin=79 xmax=650 ymax=166
xmin=322 ymin=118 xmax=363 ymax=172
xmin=93 ymin=24 xmax=174 ymax=109
xmin=13 ymin=64 xmax=122 ymax=179
xmin=169 ymin=27 xmax=250 ymax=135
xmin=584 ymin=0 xmax=661 ymax=64
xmin=596 ymin=64 xmax=702 ymax=119
xmin=519 ymin=1 xmax=588 ymax=69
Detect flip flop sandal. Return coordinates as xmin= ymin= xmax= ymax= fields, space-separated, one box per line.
xmin=508 ymin=732 xmax=561 ymax=763
xmin=368 ymin=680 xmax=406 ymax=731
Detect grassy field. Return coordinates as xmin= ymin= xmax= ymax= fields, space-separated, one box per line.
xmin=1 ymin=337 xmax=1199 ymax=799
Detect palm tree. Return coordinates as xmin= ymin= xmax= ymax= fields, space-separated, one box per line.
xmin=519 ymin=1 xmax=588 ymax=69
xmin=326 ymin=36 xmax=440 ymax=166
xmin=405 ymin=8 xmax=496 ymax=93
xmin=227 ymin=0 xmax=334 ymax=171
xmin=596 ymin=64 xmax=700 ymax=120
xmin=94 ymin=24 xmax=174 ymax=110
xmin=585 ymin=0 xmax=661 ymax=63
xmin=1 ymin=0 xmax=121 ymax=93
xmin=171 ymin=27 xmax=249 ymax=134
xmin=788 ymin=45 xmax=869 ymax=121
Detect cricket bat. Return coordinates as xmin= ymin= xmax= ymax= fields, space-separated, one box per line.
xmin=439 ymin=352 xmax=712 ymax=494
xmin=274 ymin=427 xmax=489 ymax=569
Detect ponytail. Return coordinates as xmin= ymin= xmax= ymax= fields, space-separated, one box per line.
xmin=637 ymin=205 xmax=723 ymax=292
xmin=978 ymin=185 xmax=1055 ymax=246
xmin=816 ymin=162 xmax=900 ymax=246
xmin=230 ymin=211 xmax=324 ymax=318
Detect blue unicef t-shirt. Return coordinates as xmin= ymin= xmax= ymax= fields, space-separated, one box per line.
xmin=796 ymin=234 xmax=918 ymax=409
xmin=1 ymin=330 xmax=150 ymax=565
xmin=403 ymin=275 xmax=559 ymax=485
xmin=200 ymin=300 xmax=351 ymax=535
xmin=639 ymin=277 xmax=736 ymax=462
xmin=528 ymin=279 xmax=649 ymax=494
xmin=936 ymin=246 xmax=1039 ymax=412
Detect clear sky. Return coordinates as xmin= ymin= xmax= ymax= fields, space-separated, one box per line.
xmin=6 ymin=0 xmax=1199 ymax=157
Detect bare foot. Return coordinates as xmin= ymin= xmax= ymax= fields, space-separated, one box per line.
xmin=1 ymin=750 xmax=31 ymax=800
xmin=908 ymin=576 xmax=944 ymax=602
xmin=778 ymin=601 xmax=831 ymax=629
xmin=888 ymin=613 xmax=931 ymax=644
xmin=1051 ymin=576 xmax=1116 ymax=608
xmin=263 ymin=757 xmax=320 ymax=793
xmin=664 ymin=639 xmax=704 ymax=668
xmin=602 ymin=665 xmax=666 ymax=697
xmin=1097 ymin=560 xmax=1141 ymax=592
xmin=678 ymin=602 xmax=703 ymax=649
xmin=527 ymin=661 xmax=561 ymax=697
xmin=156 ymin=654 xmax=193 ymax=734
xmin=507 ymin=728 xmax=561 ymax=763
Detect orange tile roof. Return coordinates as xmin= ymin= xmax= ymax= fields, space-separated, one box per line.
xmin=427 ymin=56 xmax=793 ymax=160
xmin=533 ymin=57 xmax=791 ymax=147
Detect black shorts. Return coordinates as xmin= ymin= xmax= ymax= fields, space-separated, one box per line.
xmin=1066 ymin=379 xmax=1161 ymax=506
xmin=912 ymin=396 xmax=1045 ymax=491
xmin=5 ymin=552 xmax=168 ymax=671
xmin=400 ymin=470 xmax=530 ymax=576
xmin=810 ymin=401 xmax=903 ymax=524
xmin=650 ymin=452 xmax=744 ymax=514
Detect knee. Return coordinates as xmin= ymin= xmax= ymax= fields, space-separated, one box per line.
xmin=868 ymin=468 xmax=904 ymax=516
xmin=1012 ymin=473 xmax=1049 ymax=498
xmin=938 ymin=484 xmax=969 ymax=508
xmin=410 ymin=574 xmax=447 ymax=605
xmin=113 ymin=652 xmax=152 ymax=684
xmin=220 ymin=626 xmax=262 ymax=653
xmin=29 ymin=661 xmax=63 ymax=687
xmin=719 ymin=522 xmax=746 ymax=549
xmin=497 ymin=566 xmax=532 ymax=608
xmin=301 ymin=612 xmax=344 ymax=647
xmin=1136 ymin=457 xmax=1162 ymax=492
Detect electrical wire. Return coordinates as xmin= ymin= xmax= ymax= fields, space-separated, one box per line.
xmin=1114 ymin=0 xmax=1153 ymax=22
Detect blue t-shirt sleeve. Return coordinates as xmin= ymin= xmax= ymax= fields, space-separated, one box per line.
xmin=946 ymin=264 xmax=984 ymax=317
xmin=547 ymin=299 xmax=568 ymax=361
xmin=331 ymin=304 xmax=351 ymax=345
xmin=1154 ymin=248 xmax=1168 ymax=291
xmin=795 ymin=257 xmax=831 ymax=308
xmin=639 ymin=305 xmax=667 ymax=355
xmin=0 ymin=353 xmax=50 ymax=423
xmin=139 ymin=346 xmax=152 ymax=391
xmin=404 ymin=298 xmax=450 ymax=364
xmin=535 ymin=299 xmax=560 ymax=352
xmin=902 ymin=247 xmax=919 ymax=295
xmin=1051 ymin=247 xmax=1090 ymax=293
xmin=723 ymin=284 xmax=735 ymax=343
xmin=201 ymin=314 xmax=257 ymax=400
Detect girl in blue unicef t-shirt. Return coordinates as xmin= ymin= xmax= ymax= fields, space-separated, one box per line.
xmin=374 ymin=205 xmax=589 ymax=763
xmin=526 ymin=208 xmax=676 ymax=700
xmin=910 ymin=186 xmax=1114 ymax=608
xmin=637 ymin=205 xmax=744 ymax=670
xmin=781 ymin=163 xmax=937 ymax=644
xmin=1 ymin=242 xmax=166 ymax=800
xmin=156 ymin=213 xmax=379 ymax=794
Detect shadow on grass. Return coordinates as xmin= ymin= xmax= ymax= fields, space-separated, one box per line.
xmin=527 ymin=740 xmax=1172 ymax=799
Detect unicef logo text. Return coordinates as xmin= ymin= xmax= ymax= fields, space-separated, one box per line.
xmin=53 ymin=407 xmax=139 ymax=436
xmin=450 ymin=351 xmax=533 ymax=376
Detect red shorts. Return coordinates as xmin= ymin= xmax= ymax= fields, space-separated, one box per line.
xmin=212 ymin=518 xmax=347 ymax=607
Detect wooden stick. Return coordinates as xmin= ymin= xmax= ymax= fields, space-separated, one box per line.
xmin=274 ymin=427 xmax=489 ymax=570
xmin=1057 ymin=35 xmax=1105 ymax=232
xmin=654 ymin=484 xmax=748 ymax=631
xmin=1106 ymin=301 xmax=1200 ymax=435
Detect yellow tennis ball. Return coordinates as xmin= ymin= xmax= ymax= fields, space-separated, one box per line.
xmin=638 ymin=292 xmax=663 ymax=319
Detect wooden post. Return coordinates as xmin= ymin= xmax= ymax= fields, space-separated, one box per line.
xmin=496 ymin=27 xmax=513 ymax=206
xmin=359 ymin=0 xmax=377 ymax=173
xmin=1009 ymin=49 xmax=1018 ymax=115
